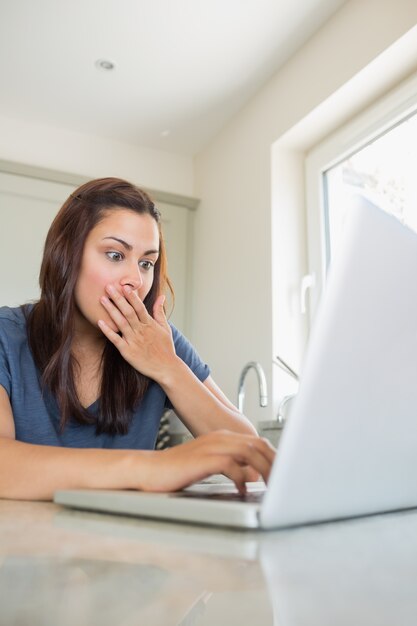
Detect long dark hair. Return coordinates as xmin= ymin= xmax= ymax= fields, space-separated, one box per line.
xmin=25 ymin=177 xmax=174 ymax=435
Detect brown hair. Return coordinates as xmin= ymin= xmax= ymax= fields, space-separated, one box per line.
xmin=25 ymin=177 xmax=174 ymax=435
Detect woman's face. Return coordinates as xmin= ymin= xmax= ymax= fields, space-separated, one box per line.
xmin=74 ymin=209 xmax=160 ymax=335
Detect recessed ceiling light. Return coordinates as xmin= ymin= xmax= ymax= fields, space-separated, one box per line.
xmin=95 ymin=59 xmax=115 ymax=71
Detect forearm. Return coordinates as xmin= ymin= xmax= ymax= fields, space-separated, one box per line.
xmin=0 ymin=437 xmax=152 ymax=501
xmin=0 ymin=432 xmax=276 ymax=501
xmin=160 ymin=357 xmax=258 ymax=438
xmin=98 ymin=290 xmax=256 ymax=437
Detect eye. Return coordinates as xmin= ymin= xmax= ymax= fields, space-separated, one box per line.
xmin=106 ymin=251 xmax=124 ymax=262
xmin=139 ymin=260 xmax=155 ymax=271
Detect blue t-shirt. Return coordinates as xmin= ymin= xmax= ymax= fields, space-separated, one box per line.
xmin=0 ymin=306 xmax=210 ymax=449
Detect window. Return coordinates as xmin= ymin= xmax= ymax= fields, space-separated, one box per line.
xmin=305 ymin=71 xmax=417 ymax=324
xmin=324 ymin=109 xmax=417 ymax=267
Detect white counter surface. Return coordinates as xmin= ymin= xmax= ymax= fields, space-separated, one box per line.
xmin=1 ymin=499 xmax=417 ymax=625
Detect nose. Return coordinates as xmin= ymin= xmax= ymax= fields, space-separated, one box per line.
xmin=120 ymin=262 xmax=143 ymax=292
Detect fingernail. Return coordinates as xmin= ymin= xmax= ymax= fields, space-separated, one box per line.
xmin=106 ymin=284 xmax=116 ymax=294
xmin=123 ymin=285 xmax=132 ymax=294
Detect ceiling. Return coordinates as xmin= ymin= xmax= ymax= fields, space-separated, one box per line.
xmin=0 ymin=0 xmax=347 ymax=156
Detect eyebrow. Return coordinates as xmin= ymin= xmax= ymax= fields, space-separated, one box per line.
xmin=102 ymin=236 xmax=159 ymax=255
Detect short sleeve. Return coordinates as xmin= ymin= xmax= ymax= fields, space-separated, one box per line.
xmin=165 ymin=324 xmax=211 ymax=409
xmin=0 ymin=329 xmax=11 ymax=396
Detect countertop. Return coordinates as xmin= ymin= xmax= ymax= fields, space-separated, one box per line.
xmin=2 ymin=499 xmax=417 ymax=625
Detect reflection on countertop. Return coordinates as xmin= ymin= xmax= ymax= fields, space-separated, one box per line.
xmin=2 ymin=499 xmax=417 ymax=625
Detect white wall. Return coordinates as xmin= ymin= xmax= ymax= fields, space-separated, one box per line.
xmin=0 ymin=114 xmax=194 ymax=197
xmin=193 ymin=0 xmax=417 ymax=425
xmin=2 ymin=0 xmax=417 ymax=428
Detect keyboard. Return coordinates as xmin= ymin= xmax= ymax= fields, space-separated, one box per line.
xmin=177 ymin=490 xmax=265 ymax=504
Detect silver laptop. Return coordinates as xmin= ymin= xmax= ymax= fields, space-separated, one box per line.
xmin=55 ymin=197 xmax=417 ymax=529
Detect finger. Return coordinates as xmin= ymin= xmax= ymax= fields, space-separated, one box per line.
xmin=240 ymin=465 xmax=261 ymax=483
xmin=153 ymin=294 xmax=167 ymax=326
xmin=233 ymin=446 xmax=272 ymax=484
xmin=252 ymin=436 xmax=277 ymax=465
xmin=122 ymin=285 xmax=153 ymax=325
xmin=97 ymin=318 xmax=126 ymax=350
xmin=210 ymin=431 xmax=277 ymax=466
xmin=205 ymin=435 xmax=275 ymax=484
xmin=224 ymin=470 xmax=248 ymax=496
xmin=100 ymin=295 xmax=135 ymax=336
xmin=104 ymin=285 xmax=141 ymax=331
xmin=207 ymin=456 xmax=248 ymax=495
xmin=234 ymin=433 xmax=277 ymax=466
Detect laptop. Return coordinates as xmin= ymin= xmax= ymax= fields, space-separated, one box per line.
xmin=55 ymin=197 xmax=417 ymax=529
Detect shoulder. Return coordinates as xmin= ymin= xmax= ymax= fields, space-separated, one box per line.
xmin=0 ymin=306 xmax=32 ymax=394
xmin=0 ymin=305 xmax=29 ymax=336
xmin=0 ymin=305 xmax=33 ymax=356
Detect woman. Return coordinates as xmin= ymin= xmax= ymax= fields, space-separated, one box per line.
xmin=0 ymin=177 xmax=274 ymax=500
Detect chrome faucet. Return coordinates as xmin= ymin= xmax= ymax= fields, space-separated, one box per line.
xmin=237 ymin=361 xmax=268 ymax=413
